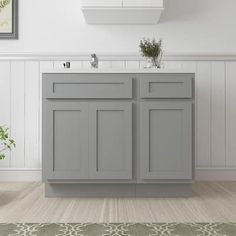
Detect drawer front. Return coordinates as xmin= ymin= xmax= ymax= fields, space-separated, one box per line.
xmin=44 ymin=74 xmax=133 ymax=99
xmin=140 ymin=74 xmax=193 ymax=98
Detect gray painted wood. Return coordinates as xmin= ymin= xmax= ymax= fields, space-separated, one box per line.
xmin=89 ymin=102 xmax=133 ymax=179
xmin=140 ymin=101 xmax=192 ymax=180
xmin=135 ymin=183 xmax=192 ymax=197
xmin=45 ymin=183 xmax=192 ymax=198
xmin=45 ymin=183 xmax=136 ymax=198
xmin=140 ymin=73 xmax=193 ymax=98
xmin=44 ymin=102 xmax=89 ymax=180
xmin=42 ymin=73 xmax=195 ymax=197
xmin=43 ymin=73 xmax=133 ymax=99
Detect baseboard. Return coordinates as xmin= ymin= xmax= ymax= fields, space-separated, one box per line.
xmin=195 ymin=168 xmax=236 ymax=181
xmin=0 ymin=169 xmax=236 ymax=182
xmin=45 ymin=183 xmax=192 ymax=198
xmin=0 ymin=169 xmax=41 ymax=182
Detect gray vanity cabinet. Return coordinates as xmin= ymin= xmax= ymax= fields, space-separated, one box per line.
xmin=44 ymin=102 xmax=89 ymax=180
xmin=43 ymin=72 xmax=195 ymax=197
xmin=140 ymin=101 xmax=192 ymax=180
xmin=89 ymin=102 xmax=133 ymax=180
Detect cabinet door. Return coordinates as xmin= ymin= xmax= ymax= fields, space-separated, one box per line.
xmin=44 ymin=102 xmax=89 ymax=180
xmin=123 ymin=0 xmax=163 ymax=7
xmin=140 ymin=102 xmax=192 ymax=180
xmin=89 ymin=102 xmax=132 ymax=179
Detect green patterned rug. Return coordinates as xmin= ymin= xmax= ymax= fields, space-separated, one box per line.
xmin=0 ymin=223 xmax=236 ymax=236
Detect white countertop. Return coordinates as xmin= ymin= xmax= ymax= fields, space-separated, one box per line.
xmin=42 ymin=69 xmax=195 ymax=74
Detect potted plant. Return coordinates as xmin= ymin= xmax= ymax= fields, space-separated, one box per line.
xmin=0 ymin=126 xmax=15 ymax=160
xmin=139 ymin=38 xmax=164 ymax=69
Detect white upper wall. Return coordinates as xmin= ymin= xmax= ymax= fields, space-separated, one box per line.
xmin=0 ymin=0 xmax=235 ymax=54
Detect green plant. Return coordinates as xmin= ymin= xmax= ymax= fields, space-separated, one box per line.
xmin=0 ymin=0 xmax=10 ymax=9
xmin=0 ymin=126 xmax=15 ymax=160
xmin=139 ymin=38 xmax=163 ymax=68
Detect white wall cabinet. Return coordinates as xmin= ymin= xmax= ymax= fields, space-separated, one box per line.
xmin=81 ymin=0 xmax=164 ymax=24
xmin=123 ymin=0 xmax=163 ymax=7
xmin=83 ymin=0 xmax=163 ymax=8
xmin=82 ymin=0 xmax=122 ymax=8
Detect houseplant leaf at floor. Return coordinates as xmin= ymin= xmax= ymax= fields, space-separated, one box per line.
xmin=0 ymin=125 xmax=15 ymax=160
xmin=139 ymin=38 xmax=164 ymax=69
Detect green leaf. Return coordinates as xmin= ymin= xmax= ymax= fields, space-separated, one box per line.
xmin=0 ymin=125 xmax=16 ymax=160
xmin=139 ymin=37 xmax=163 ymax=59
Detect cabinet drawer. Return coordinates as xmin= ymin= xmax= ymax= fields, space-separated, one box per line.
xmin=43 ymin=74 xmax=133 ymax=99
xmin=140 ymin=74 xmax=193 ymax=98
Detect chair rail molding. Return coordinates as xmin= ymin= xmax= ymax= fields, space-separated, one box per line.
xmin=1 ymin=52 xmax=236 ymax=61
xmin=0 ymin=53 xmax=236 ymax=181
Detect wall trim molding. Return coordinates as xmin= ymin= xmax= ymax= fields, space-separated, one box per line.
xmin=1 ymin=53 xmax=236 ymax=61
xmin=195 ymin=169 xmax=236 ymax=181
xmin=0 ymin=168 xmax=236 ymax=182
xmin=0 ymin=169 xmax=41 ymax=182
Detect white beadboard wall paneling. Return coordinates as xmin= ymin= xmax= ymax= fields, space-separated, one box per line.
xmin=0 ymin=61 xmax=11 ymax=168
xmin=181 ymin=61 xmax=197 ymax=72
xmin=226 ymin=62 xmax=236 ymax=167
xmin=53 ymin=61 xmax=66 ymax=69
xmin=70 ymin=61 xmax=83 ymax=69
xmin=25 ymin=61 xmax=40 ymax=168
xmin=10 ymin=61 xmax=25 ymax=168
xmin=99 ymin=61 xmax=112 ymax=69
xmin=139 ymin=60 xmax=146 ymax=69
xmin=111 ymin=61 xmax=126 ymax=69
xmin=211 ymin=62 xmax=226 ymax=167
xmin=39 ymin=61 xmax=54 ymax=168
xmin=196 ymin=62 xmax=212 ymax=168
xmin=82 ymin=61 xmax=91 ymax=69
xmin=125 ymin=61 xmax=140 ymax=69
xmin=165 ymin=61 xmax=183 ymax=70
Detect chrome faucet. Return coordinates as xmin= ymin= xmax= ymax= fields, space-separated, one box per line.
xmin=90 ymin=54 xmax=98 ymax=68
xmin=63 ymin=62 xmax=71 ymax=69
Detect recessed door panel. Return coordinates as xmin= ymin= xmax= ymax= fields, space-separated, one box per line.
xmin=89 ymin=102 xmax=132 ymax=179
xmin=44 ymin=73 xmax=133 ymax=99
xmin=140 ymin=102 xmax=192 ymax=180
xmin=140 ymin=74 xmax=193 ymax=98
xmin=44 ymin=102 xmax=89 ymax=180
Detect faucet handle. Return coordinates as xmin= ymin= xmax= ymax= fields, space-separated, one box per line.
xmin=90 ymin=54 xmax=98 ymax=68
xmin=63 ymin=62 xmax=71 ymax=69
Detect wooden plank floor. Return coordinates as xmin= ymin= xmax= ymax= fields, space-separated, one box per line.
xmin=0 ymin=182 xmax=235 ymax=223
